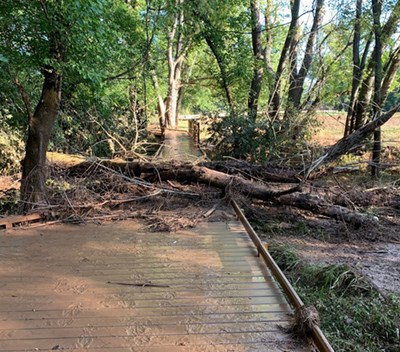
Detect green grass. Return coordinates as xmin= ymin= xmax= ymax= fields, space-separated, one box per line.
xmin=269 ymin=245 xmax=400 ymax=352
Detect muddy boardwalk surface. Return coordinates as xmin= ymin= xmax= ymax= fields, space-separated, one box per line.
xmin=0 ymin=220 xmax=310 ymax=352
xmin=156 ymin=130 xmax=203 ymax=162
xmin=0 ymin=130 xmax=312 ymax=351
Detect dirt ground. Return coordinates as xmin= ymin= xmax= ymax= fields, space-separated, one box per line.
xmin=245 ymin=179 xmax=400 ymax=297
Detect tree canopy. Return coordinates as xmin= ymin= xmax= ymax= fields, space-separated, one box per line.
xmin=1 ymin=0 xmax=400 ymax=205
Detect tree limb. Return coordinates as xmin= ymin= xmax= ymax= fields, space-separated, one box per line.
xmin=306 ymin=104 xmax=400 ymax=177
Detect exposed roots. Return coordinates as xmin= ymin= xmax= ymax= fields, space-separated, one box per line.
xmin=290 ymin=305 xmax=321 ymax=338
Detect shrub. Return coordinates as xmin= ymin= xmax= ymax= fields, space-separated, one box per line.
xmin=206 ymin=111 xmax=320 ymax=162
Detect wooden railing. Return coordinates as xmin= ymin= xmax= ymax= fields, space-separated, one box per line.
xmin=181 ymin=114 xmax=201 ymax=145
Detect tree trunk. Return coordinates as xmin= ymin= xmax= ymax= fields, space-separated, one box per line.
xmin=277 ymin=193 xmax=375 ymax=228
xmin=381 ymin=45 xmax=400 ymax=103
xmin=20 ymin=67 xmax=62 ymax=212
xmin=285 ymin=0 xmax=324 ymax=116
xmin=344 ymin=0 xmax=363 ymax=137
xmin=353 ymin=72 xmax=374 ymax=130
xmin=248 ymin=0 xmax=264 ymax=121
xmin=268 ymin=0 xmax=300 ymax=119
xmin=165 ymin=76 xmax=181 ymax=128
xmin=371 ymin=0 xmax=383 ymax=177
xmin=64 ymin=158 xmax=375 ymax=226
xmin=151 ymin=72 xmax=167 ymax=129
xmin=203 ymin=32 xmax=234 ymax=110
xmin=165 ymin=0 xmax=185 ymax=129
xmin=351 ymin=0 xmax=400 ymax=133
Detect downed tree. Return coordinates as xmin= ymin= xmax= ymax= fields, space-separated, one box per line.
xmin=199 ymin=160 xmax=301 ymax=183
xmin=306 ymin=104 xmax=400 ymax=177
xmin=277 ymin=193 xmax=377 ymax=228
xmin=66 ymin=158 xmax=301 ymax=200
xmin=62 ymin=157 xmax=377 ymax=226
xmin=65 ymin=157 xmax=301 ymax=184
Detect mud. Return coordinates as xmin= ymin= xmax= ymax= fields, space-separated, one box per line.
xmin=0 ymin=218 xmax=311 ymax=352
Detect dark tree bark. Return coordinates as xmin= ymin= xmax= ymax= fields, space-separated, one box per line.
xmin=371 ymin=0 xmax=383 ymax=177
xmin=248 ymin=0 xmax=264 ymax=121
xmin=351 ymin=0 xmax=400 ymax=132
xmin=20 ymin=67 xmax=62 ymax=211
xmin=344 ymin=0 xmax=364 ymax=137
xmin=268 ymin=0 xmax=300 ymax=118
xmin=285 ymin=0 xmax=324 ymax=117
xmin=277 ymin=193 xmax=375 ymax=227
xmin=381 ymin=45 xmax=400 ymax=104
xmin=20 ymin=0 xmax=64 ymax=212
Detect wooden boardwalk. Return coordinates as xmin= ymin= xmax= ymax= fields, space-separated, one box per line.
xmin=0 ymin=219 xmax=310 ymax=351
xmin=156 ymin=130 xmax=203 ymax=162
xmin=0 ymin=131 xmax=315 ymax=351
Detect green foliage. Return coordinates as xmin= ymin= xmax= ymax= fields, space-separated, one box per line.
xmin=0 ymin=0 xmax=399 ymax=174
xmin=0 ymin=0 xmax=149 ymax=164
xmin=207 ymin=111 xmax=320 ymax=162
xmin=270 ymin=245 xmax=400 ymax=352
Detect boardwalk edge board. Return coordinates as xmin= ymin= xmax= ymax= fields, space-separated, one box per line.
xmin=231 ymin=199 xmax=335 ymax=352
xmin=0 ymin=213 xmax=42 ymax=230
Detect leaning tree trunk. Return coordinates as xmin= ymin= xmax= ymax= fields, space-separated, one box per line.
xmin=203 ymin=33 xmax=234 ymax=111
xmin=306 ymin=104 xmax=399 ymax=177
xmin=285 ymin=0 xmax=324 ymax=117
xmin=344 ymin=0 xmax=363 ymax=137
xmin=350 ymin=0 xmax=400 ymax=133
xmin=20 ymin=67 xmax=62 ymax=212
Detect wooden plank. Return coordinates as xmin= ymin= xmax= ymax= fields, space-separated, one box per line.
xmin=0 ymin=331 xmax=307 ymax=350
xmin=0 ymin=214 xmax=42 ymax=230
xmin=0 ymin=312 xmax=291 ymax=330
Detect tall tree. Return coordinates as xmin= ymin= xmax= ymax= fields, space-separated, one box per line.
xmin=268 ymin=0 xmax=300 ymax=119
xmin=371 ymin=0 xmax=383 ymax=177
xmin=165 ymin=0 xmax=186 ymax=128
xmin=0 ymin=0 xmax=124 ymax=210
xmin=248 ymin=0 xmax=264 ymax=121
xmin=285 ymin=0 xmax=324 ymax=118
xmin=350 ymin=0 xmax=400 ymax=133
xmin=344 ymin=0 xmax=372 ymax=137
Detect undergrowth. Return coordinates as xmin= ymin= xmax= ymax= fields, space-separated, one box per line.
xmin=269 ymin=245 xmax=400 ymax=352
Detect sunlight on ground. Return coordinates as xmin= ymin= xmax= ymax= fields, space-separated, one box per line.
xmin=314 ymin=112 xmax=400 ymax=146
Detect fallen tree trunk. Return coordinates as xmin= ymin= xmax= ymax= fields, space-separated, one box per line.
xmin=191 ymin=166 xmax=301 ymax=199
xmin=277 ymin=193 xmax=377 ymax=228
xmin=66 ymin=159 xmax=301 ymax=200
xmin=66 ymin=158 xmax=301 ymax=184
xmin=199 ymin=160 xmax=301 ymax=183
xmin=62 ymin=158 xmax=376 ymax=226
